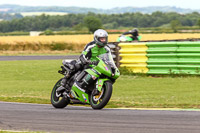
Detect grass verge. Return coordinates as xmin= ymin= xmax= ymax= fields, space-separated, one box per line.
xmin=0 ymin=60 xmax=200 ymax=109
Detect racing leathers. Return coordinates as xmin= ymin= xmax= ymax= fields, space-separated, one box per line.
xmin=57 ymin=41 xmax=111 ymax=93
xmin=79 ymin=41 xmax=111 ymax=65
xmin=122 ymin=30 xmax=139 ymax=40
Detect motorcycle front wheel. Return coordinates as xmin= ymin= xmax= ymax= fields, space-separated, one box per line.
xmin=51 ymin=78 xmax=69 ymax=108
xmin=90 ymin=81 xmax=112 ymax=110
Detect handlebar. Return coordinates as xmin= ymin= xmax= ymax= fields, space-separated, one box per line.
xmin=88 ymin=60 xmax=99 ymax=66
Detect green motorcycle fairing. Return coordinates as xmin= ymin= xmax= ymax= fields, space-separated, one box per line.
xmin=70 ymin=53 xmax=120 ymax=104
xmin=117 ymin=35 xmax=133 ymax=42
xmin=71 ymin=82 xmax=90 ymax=104
xmin=117 ymin=35 xmax=142 ymax=42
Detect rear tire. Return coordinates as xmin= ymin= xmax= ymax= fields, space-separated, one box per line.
xmin=51 ymin=78 xmax=69 ymax=108
xmin=90 ymin=81 xmax=112 ymax=110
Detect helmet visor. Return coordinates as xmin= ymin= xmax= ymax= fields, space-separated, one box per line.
xmin=98 ymin=37 xmax=108 ymax=44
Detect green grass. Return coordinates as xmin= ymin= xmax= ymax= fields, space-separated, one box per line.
xmin=0 ymin=60 xmax=62 ymax=103
xmin=0 ymin=60 xmax=200 ymax=109
xmin=110 ymin=75 xmax=200 ymax=108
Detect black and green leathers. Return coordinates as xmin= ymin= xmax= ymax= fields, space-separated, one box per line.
xmin=79 ymin=41 xmax=111 ymax=64
xmin=56 ymin=41 xmax=111 ymax=93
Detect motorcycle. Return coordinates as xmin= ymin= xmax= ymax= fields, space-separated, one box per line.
xmin=116 ymin=35 xmax=142 ymax=42
xmin=51 ymin=53 xmax=120 ymax=109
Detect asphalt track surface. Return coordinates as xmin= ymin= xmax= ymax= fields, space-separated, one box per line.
xmin=0 ymin=102 xmax=200 ymax=133
xmin=0 ymin=55 xmax=79 ymax=61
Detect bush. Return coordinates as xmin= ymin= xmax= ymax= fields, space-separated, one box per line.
xmin=44 ymin=29 xmax=54 ymax=35
xmin=50 ymin=42 xmax=74 ymax=51
xmin=0 ymin=31 xmax=29 ymax=36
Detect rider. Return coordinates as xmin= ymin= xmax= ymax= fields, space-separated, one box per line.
xmin=122 ymin=28 xmax=140 ymax=41
xmin=57 ymin=29 xmax=111 ymax=95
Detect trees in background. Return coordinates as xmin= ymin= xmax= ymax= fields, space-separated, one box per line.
xmin=84 ymin=16 xmax=102 ymax=33
xmin=170 ymin=20 xmax=181 ymax=32
xmin=197 ymin=19 xmax=200 ymax=28
xmin=0 ymin=11 xmax=200 ymax=32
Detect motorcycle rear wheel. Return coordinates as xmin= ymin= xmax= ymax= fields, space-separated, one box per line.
xmin=51 ymin=78 xmax=69 ymax=108
xmin=90 ymin=81 xmax=112 ymax=110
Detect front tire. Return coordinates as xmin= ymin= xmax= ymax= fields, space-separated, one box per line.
xmin=90 ymin=81 xmax=113 ymax=109
xmin=51 ymin=78 xmax=69 ymax=108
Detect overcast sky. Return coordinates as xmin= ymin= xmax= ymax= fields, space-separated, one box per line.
xmin=0 ymin=0 xmax=200 ymax=10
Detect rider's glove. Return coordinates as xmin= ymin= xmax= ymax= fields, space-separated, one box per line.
xmin=87 ymin=60 xmax=92 ymax=65
xmin=92 ymin=61 xmax=99 ymax=65
xmin=87 ymin=60 xmax=99 ymax=66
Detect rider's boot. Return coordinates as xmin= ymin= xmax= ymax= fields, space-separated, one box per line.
xmin=57 ymin=60 xmax=82 ymax=93
xmin=56 ymin=74 xmax=71 ymax=93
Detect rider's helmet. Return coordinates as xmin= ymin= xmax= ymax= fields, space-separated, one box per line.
xmin=94 ymin=29 xmax=108 ymax=47
xmin=130 ymin=28 xmax=139 ymax=36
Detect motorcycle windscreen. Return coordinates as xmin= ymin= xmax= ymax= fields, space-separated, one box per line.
xmin=95 ymin=53 xmax=119 ymax=78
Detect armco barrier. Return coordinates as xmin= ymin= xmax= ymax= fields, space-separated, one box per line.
xmin=119 ymin=43 xmax=148 ymax=73
xmin=119 ymin=41 xmax=200 ymax=75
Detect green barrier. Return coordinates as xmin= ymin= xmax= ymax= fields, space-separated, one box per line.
xmin=177 ymin=42 xmax=200 ymax=53
xmin=146 ymin=42 xmax=200 ymax=75
xmin=148 ymin=65 xmax=200 ymax=75
xmin=119 ymin=41 xmax=200 ymax=75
